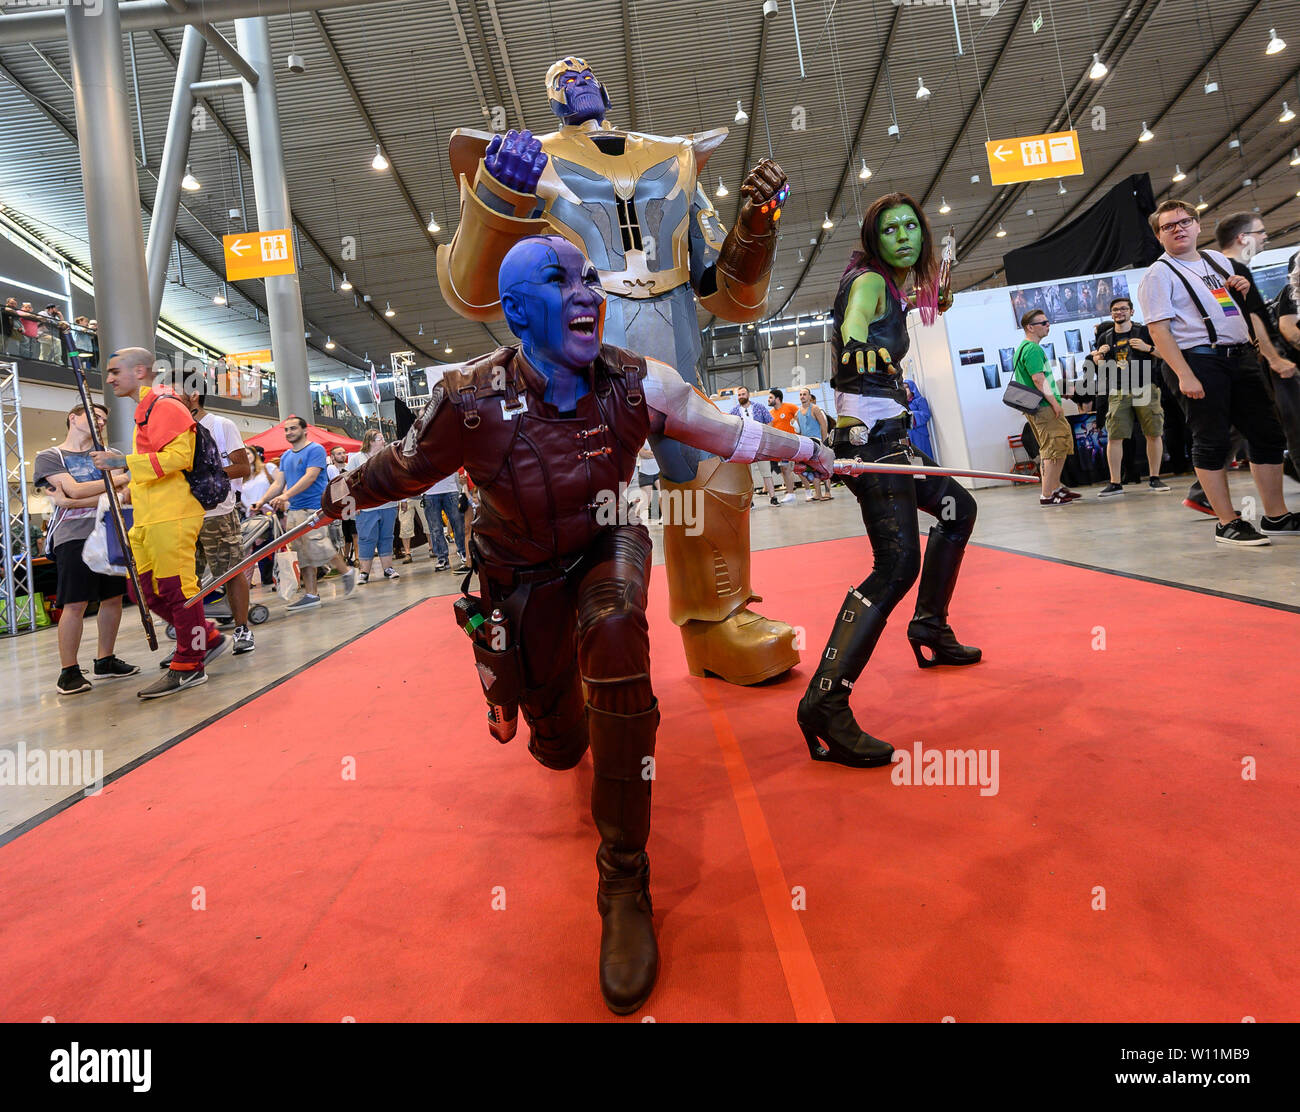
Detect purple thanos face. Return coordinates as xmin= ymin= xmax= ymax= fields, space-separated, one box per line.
xmin=499 ymin=236 xmax=605 ymax=373
xmin=546 ymin=57 xmax=610 ymax=125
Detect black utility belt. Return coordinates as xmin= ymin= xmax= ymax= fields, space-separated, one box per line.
xmin=829 ymin=415 xmax=912 ymax=449
xmin=1182 ymin=343 xmax=1251 ymax=358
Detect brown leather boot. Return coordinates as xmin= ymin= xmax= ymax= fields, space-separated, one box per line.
xmin=588 ymin=700 xmax=660 ymax=1015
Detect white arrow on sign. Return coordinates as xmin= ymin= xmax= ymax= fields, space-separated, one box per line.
xmin=993 ymin=145 xmax=1011 ymax=161
xmin=229 ymin=239 xmax=251 ymax=256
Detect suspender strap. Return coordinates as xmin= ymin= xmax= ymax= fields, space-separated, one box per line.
xmin=1160 ymin=258 xmax=1217 ymax=345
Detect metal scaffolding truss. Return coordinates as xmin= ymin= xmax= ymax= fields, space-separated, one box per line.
xmin=0 ymin=364 xmax=36 ymax=636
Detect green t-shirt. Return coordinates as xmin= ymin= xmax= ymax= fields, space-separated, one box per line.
xmin=1012 ymin=340 xmax=1060 ymax=405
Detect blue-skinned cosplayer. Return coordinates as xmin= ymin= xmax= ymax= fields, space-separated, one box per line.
xmin=436 ymin=55 xmax=799 ymax=688
xmin=324 ymin=235 xmax=832 ymax=1016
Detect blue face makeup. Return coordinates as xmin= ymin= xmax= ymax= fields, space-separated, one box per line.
xmin=500 ymin=236 xmax=605 ymax=407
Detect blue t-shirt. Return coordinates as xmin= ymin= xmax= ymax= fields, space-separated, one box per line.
xmin=280 ymin=441 xmax=328 ymax=510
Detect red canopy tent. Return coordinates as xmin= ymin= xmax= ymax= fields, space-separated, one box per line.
xmin=244 ymin=419 xmax=361 ymax=462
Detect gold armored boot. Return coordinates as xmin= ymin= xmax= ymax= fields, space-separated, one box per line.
xmin=660 ymin=458 xmax=799 ymax=685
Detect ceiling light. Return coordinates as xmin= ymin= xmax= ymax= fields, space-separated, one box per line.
xmin=939 ymin=196 xmax=951 ymax=214
xmin=1280 ymin=102 xmax=1296 ymax=124
xmin=371 ymin=144 xmax=389 ymax=171
xmin=821 ymin=212 xmax=834 ymax=230
xmin=970 ymin=173 xmax=981 ymax=183
xmin=1057 ymin=180 xmax=1067 ymax=195
xmin=1171 ymin=164 xmax=1186 ymax=182
xmin=1228 ymin=135 xmax=1241 ymax=149
xmin=1195 ymin=196 xmax=1208 ymax=212
xmin=858 ymin=159 xmax=872 ymax=181
xmin=181 ymin=165 xmax=200 ymax=191
xmin=995 ymin=223 xmax=1007 ymax=238
xmin=445 ymin=345 xmax=452 ymax=354
xmin=1290 ymin=148 xmax=1300 ymax=167
xmin=417 ymin=324 xmax=424 ymax=336
xmin=325 ymin=336 xmax=336 ymax=350
xmin=734 ymin=100 xmax=748 ymax=124
xmin=427 ymin=212 xmax=441 ymax=233
xmin=1138 ymin=122 xmax=1154 ymax=143
xmin=212 ymin=289 xmax=226 ymax=306
xmin=715 ymin=177 xmax=728 ymax=198
xmin=915 ymin=76 xmax=931 ymax=101
xmin=1265 ymin=28 xmax=1286 ymax=55
xmin=384 ymin=301 xmax=395 ymax=318
xmin=339 ymin=272 xmax=352 ymax=291
xmin=786 ymin=340 xmax=793 ymax=346
xmin=887 ymin=122 xmax=900 ymax=138
xmin=1204 ymin=76 xmax=1219 ymax=95
xmin=1088 ymin=53 xmax=1108 ymax=80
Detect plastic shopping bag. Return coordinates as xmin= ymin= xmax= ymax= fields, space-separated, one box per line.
xmin=274 ymin=549 xmax=300 ymax=602
xmin=82 ymin=494 xmax=132 ymax=576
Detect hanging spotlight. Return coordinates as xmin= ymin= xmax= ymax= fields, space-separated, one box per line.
xmin=339 ymin=272 xmax=353 ymax=291
xmin=1171 ymin=164 xmax=1187 ymax=182
xmin=938 ymin=196 xmax=951 ymax=214
xmin=1057 ymin=180 xmax=1067 ymax=195
xmin=1280 ymin=102 xmax=1296 ymax=123
xmin=445 ymin=345 xmax=453 ymax=354
xmin=1138 ymin=122 xmax=1154 ymax=142
xmin=181 ymin=164 xmax=201 ymax=191
xmin=325 ymin=336 xmax=336 ymax=350
xmin=915 ymin=76 xmax=931 ymax=101
xmin=1265 ymin=28 xmax=1286 ymax=56
xmin=1088 ymin=53 xmax=1108 ymax=80
xmin=734 ymin=100 xmax=748 ymax=124
xmin=715 ymin=177 xmax=729 ymax=198
xmin=858 ymin=158 xmax=872 ymax=181
xmin=821 ymin=212 xmax=834 ymax=230
xmin=427 ymin=212 xmax=441 ymax=233
xmin=417 ymin=324 xmax=424 ymax=336
xmin=1204 ymin=75 xmax=1219 ymax=95
xmin=371 ymin=144 xmax=389 ymax=171
xmin=1228 ymin=134 xmax=1241 ymax=149
xmin=1195 ymin=196 xmax=1208 ymax=212
xmin=1290 ymin=148 xmax=1300 ymax=166
xmin=384 ymin=301 xmax=395 ymax=318
xmin=995 ymin=223 xmax=1007 ymax=238
xmin=212 ymin=286 xmax=227 ymax=306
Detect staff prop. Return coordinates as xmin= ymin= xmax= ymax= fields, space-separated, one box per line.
xmin=182 ymin=509 xmax=325 ymax=608
xmin=833 ymin=458 xmax=1039 ymax=483
xmin=68 ymin=354 xmax=158 ymax=651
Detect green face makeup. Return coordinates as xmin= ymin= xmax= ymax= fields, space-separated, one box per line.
xmin=877 ymin=204 xmax=923 ymax=270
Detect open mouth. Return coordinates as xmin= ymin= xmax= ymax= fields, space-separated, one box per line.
xmin=568 ymin=315 xmax=597 ymax=336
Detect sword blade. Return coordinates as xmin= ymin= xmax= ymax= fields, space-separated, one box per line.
xmin=181 ymin=510 xmax=326 ymax=607
xmin=832 ymin=459 xmax=1038 ymax=483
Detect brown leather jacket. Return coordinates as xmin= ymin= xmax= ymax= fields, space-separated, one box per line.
xmin=323 ymin=344 xmax=652 ymax=568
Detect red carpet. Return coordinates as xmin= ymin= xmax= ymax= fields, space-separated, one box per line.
xmin=1 ymin=536 xmax=1297 ymax=1022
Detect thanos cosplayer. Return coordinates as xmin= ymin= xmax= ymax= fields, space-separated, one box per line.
xmin=436 ymin=55 xmax=795 ymax=686
xmin=322 ymin=236 xmax=833 ymax=1015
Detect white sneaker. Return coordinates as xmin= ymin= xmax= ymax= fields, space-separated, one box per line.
xmin=780 ymin=492 xmax=796 ymax=503
xmin=383 ymin=567 xmax=401 ymax=580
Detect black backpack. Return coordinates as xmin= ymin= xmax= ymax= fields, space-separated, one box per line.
xmin=138 ymin=394 xmax=231 ymax=511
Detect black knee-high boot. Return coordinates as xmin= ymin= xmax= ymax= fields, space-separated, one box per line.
xmin=796 ymin=589 xmax=895 ymax=768
xmin=588 ymin=700 xmax=659 ymax=1015
xmin=906 ymin=526 xmax=981 ymax=668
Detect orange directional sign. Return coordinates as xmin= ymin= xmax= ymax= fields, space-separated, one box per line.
xmin=985 ymin=130 xmax=1084 ymax=186
xmin=222 ymin=228 xmax=296 ymax=281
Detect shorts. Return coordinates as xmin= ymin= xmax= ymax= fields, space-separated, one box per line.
xmin=341 ymin=517 xmax=357 ymax=539
xmin=1105 ymin=392 xmax=1164 ymax=439
xmin=1027 ymin=406 xmax=1075 ymax=460
xmin=196 ymin=509 xmax=244 ymax=576
xmin=53 ymin=538 xmax=127 ymax=608
xmin=286 ymin=507 xmax=337 ymax=565
xmin=636 ymin=470 xmax=659 ymax=488
xmin=748 ymin=461 xmax=769 ymax=488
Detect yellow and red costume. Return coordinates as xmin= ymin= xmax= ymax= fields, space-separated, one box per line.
xmin=125 ymin=383 xmax=218 ymax=671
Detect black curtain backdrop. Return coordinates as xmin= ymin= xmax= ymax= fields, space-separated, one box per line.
xmin=1003 ymin=173 xmax=1162 ymax=285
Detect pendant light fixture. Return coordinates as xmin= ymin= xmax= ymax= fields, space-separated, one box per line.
xmin=212 ymin=284 xmax=227 ymax=306
xmin=325 ymin=336 xmax=336 ymax=350
xmin=938 ymin=197 xmax=951 ymax=214
xmin=734 ymin=100 xmax=748 ymax=124
xmin=715 ymin=178 xmax=729 ymax=198
xmin=384 ymin=301 xmax=395 ymax=318
xmin=1280 ymin=102 xmax=1296 ymax=123
xmin=858 ymin=159 xmax=872 ymax=181
xmin=1265 ymin=28 xmax=1286 ymax=55
xmin=1057 ymin=180 xmax=1067 ymax=195
xmin=915 ymin=76 xmax=931 ymax=101
xmin=821 ymin=212 xmax=834 ymax=230
xmin=995 ymin=223 xmax=1007 ymax=238
xmin=1138 ymin=122 xmax=1154 ymax=142
xmin=1171 ymin=164 xmax=1186 ymax=182
xmin=1195 ymin=196 xmax=1208 ymax=212
xmin=427 ymin=212 xmax=441 ymax=233
xmin=339 ymin=272 xmax=353 ymax=291
xmin=371 ymin=144 xmax=389 ymax=171
xmin=181 ymin=165 xmax=201 ymax=191
xmin=1088 ymin=53 xmax=1108 ymax=80
xmin=1290 ymin=148 xmax=1300 ymax=167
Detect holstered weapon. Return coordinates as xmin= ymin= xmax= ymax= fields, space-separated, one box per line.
xmin=453 ymin=592 xmax=523 ymax=744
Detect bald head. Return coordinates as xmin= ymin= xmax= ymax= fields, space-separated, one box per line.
xmin=104 ymin=347 xmax=157 ymax=398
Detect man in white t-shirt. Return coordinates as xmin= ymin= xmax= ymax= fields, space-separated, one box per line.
xmin=184 ymin=384 xmax=255 ymax=653
xmin=1137 ymin=199 xmax=1295 ymax=546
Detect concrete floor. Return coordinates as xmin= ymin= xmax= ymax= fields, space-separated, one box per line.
xmin=2 ymin=469 xmax=1296 ymax=840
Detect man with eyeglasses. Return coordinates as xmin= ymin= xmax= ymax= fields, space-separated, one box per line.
xmin=1012 ymin=309 xmax=1079 ymax=506
xmin=1136 ymin=200 xmax=1296 ymax=546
